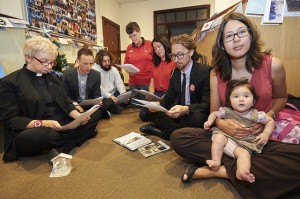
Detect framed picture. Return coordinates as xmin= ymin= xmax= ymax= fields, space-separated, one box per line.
xmin=25 ymin=0 xmax=97 ymax=43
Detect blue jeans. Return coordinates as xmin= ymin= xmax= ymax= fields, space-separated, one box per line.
xmin=128 ymin=84 xmax=149 ymax=101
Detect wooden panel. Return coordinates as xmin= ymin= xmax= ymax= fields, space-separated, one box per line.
xmin=197 ymin=17 xmax=300 ymax=96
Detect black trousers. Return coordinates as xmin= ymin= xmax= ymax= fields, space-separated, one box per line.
xmin=145 ymin=109 xmax=208 ymax=139
xmin=170 ymin=128 xmax=300 ymax=199
xmin=15 ymin=110 xmax=100 ymax=157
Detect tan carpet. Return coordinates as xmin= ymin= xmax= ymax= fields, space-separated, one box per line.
xmin=0 ymin=108 xmax=241 ymax=199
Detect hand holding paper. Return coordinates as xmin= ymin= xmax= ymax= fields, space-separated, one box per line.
xmin=117 ymin=91 xmax=132 ymax=104
xmin=116 ymin=64 xmax=140 ymax=74
xmin=62 ymin=105 xmax=100 ymax=130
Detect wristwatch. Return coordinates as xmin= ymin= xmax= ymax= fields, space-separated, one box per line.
xmin=34 ymin=120 xmax=42 ymax=127
xmin=269 ymin=110 xmax=277 ymax=119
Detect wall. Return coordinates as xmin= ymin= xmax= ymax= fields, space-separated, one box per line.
xmin=0 ymin=0 xmax=23 ymax=19
xmin=214 ymin=0 xmax=241 ymax=13
xmin=0 ymin=29 xmax=26 ymax=74
xmin=118 ymin=0 xmax=214 ymax=51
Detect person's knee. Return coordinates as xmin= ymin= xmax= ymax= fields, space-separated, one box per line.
xmin=234 ymin=147 xmax=250 ymax=158
xmin=212 ymin=134 xmax=227 ymax=147
xmin=139 ymin=107 xmax=150 ymax=121
xmin=189 ymin=112 xmax=208 ymax=127
xmin=170 ymin=128 xmax=192 ymax=150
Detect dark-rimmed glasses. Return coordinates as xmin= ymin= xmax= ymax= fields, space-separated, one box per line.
xmin=34 ymin=57 xmax=57 ymax=67
xmin=169 ymin=51 xmax=190 ymax=60
xmin=223 ymin=28 xmax=250 ymax=42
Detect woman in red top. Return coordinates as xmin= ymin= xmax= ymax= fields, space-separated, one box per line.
xmin=124 ymin=22 xmax=154 ymax=101
xmin=139 ymin=35 xmax=175 ymax=121
xmin=150 ymin=35 xmax=175 ymax=97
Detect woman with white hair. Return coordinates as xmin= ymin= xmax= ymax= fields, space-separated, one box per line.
xmin=0 ymin=36 xmax=97 ymax=162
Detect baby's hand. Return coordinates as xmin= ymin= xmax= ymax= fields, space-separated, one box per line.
xmin=204 ymin=121 xmax=211 ymax=130
xmin=255 ymin=132 xmax=269 ymax=146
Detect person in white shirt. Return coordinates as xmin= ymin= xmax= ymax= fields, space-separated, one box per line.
xmin=93 ymin=50 xmax=126 ymax=114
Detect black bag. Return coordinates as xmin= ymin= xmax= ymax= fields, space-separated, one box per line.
xmin=287 ymin=94 xmax=300 ymax=110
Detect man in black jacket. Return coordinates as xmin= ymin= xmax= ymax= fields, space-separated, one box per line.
xmin=62 ymin=48 xmax=113 ymax=120
xmin=139 ymin=34 xmax=210 ymax=140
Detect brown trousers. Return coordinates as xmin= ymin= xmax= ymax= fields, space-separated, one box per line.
xmin=170 ymin=127 xmax=300 ymax=199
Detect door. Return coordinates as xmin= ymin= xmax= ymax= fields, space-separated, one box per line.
xmin=102 ymin=16 xmax=121 ymax=67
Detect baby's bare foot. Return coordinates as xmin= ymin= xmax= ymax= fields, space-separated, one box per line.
xmin=236 ymin=169 xmax=255 ymax=183
xmin=206 ymin=160 xmax=221 ymax=171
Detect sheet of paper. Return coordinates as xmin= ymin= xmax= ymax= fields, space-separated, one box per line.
xmin=62 ymin=104 xmax=100 ymax=130
xmin=201 ymin=21 xmax=214 ymax=32
xmin=79 ymin=97 xmax=103 ymax=106
xmin=117 ymin=91 xmax=132 ymax=104
xmin=116 ymin=64 xmax=140 ymax=73
xmin=245 ymin=0 xmax=267 ymax=16
xmin=134 ymin=89 xmax=162 ymax=101
xmin=131 ymin=98 xmax=167 ymax=112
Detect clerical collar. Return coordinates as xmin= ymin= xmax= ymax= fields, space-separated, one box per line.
xmin=132 ymin=37 xmax=145 ymax=48
xmin=23 ymin=64 xmax=44 ymax=77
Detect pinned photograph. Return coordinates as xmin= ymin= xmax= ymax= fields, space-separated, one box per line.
xmin=263 ymin=0 xmax=286 ymax=24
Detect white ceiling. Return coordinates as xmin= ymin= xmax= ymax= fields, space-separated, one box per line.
xmin=115 ymin=0 xmax=149 ymax=4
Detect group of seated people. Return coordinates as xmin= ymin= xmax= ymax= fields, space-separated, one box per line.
xmin=0 ymin=12 xmax=299 ymax=198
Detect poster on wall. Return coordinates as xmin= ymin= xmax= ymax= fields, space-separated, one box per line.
xmin=25 ymin=0 xmax=97 ymax=43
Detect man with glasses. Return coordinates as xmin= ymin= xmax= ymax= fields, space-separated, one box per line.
xmin=139 ymin=34 xmax=211 ymax=140
xmin=124 ymin=22 xmax=154 ymax=101
xmin=63 ymin=48 xmax=113 ymax=122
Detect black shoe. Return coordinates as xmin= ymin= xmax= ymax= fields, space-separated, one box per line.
xmin=90 ymin=128 xmax=98 ymax=139
xmin=102 ymin=110 xmax=111 ymax=119
xmin=48 ymin=148 xmax=60 ymax=164
xmin=139 ymin=124 xmax=162 ymax=137
xmin=110 ymin=105 xmax=124 ymax=114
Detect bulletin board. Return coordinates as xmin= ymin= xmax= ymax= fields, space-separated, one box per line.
xmin=25 ymin=0 xmax=97 ymax=43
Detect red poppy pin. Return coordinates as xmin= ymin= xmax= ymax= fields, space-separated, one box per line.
xmin=190 ymin=84 xmax=195 ymax=92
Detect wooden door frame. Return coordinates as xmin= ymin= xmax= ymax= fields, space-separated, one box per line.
xmin=102 ymin=16 xmax=121 ymax=64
